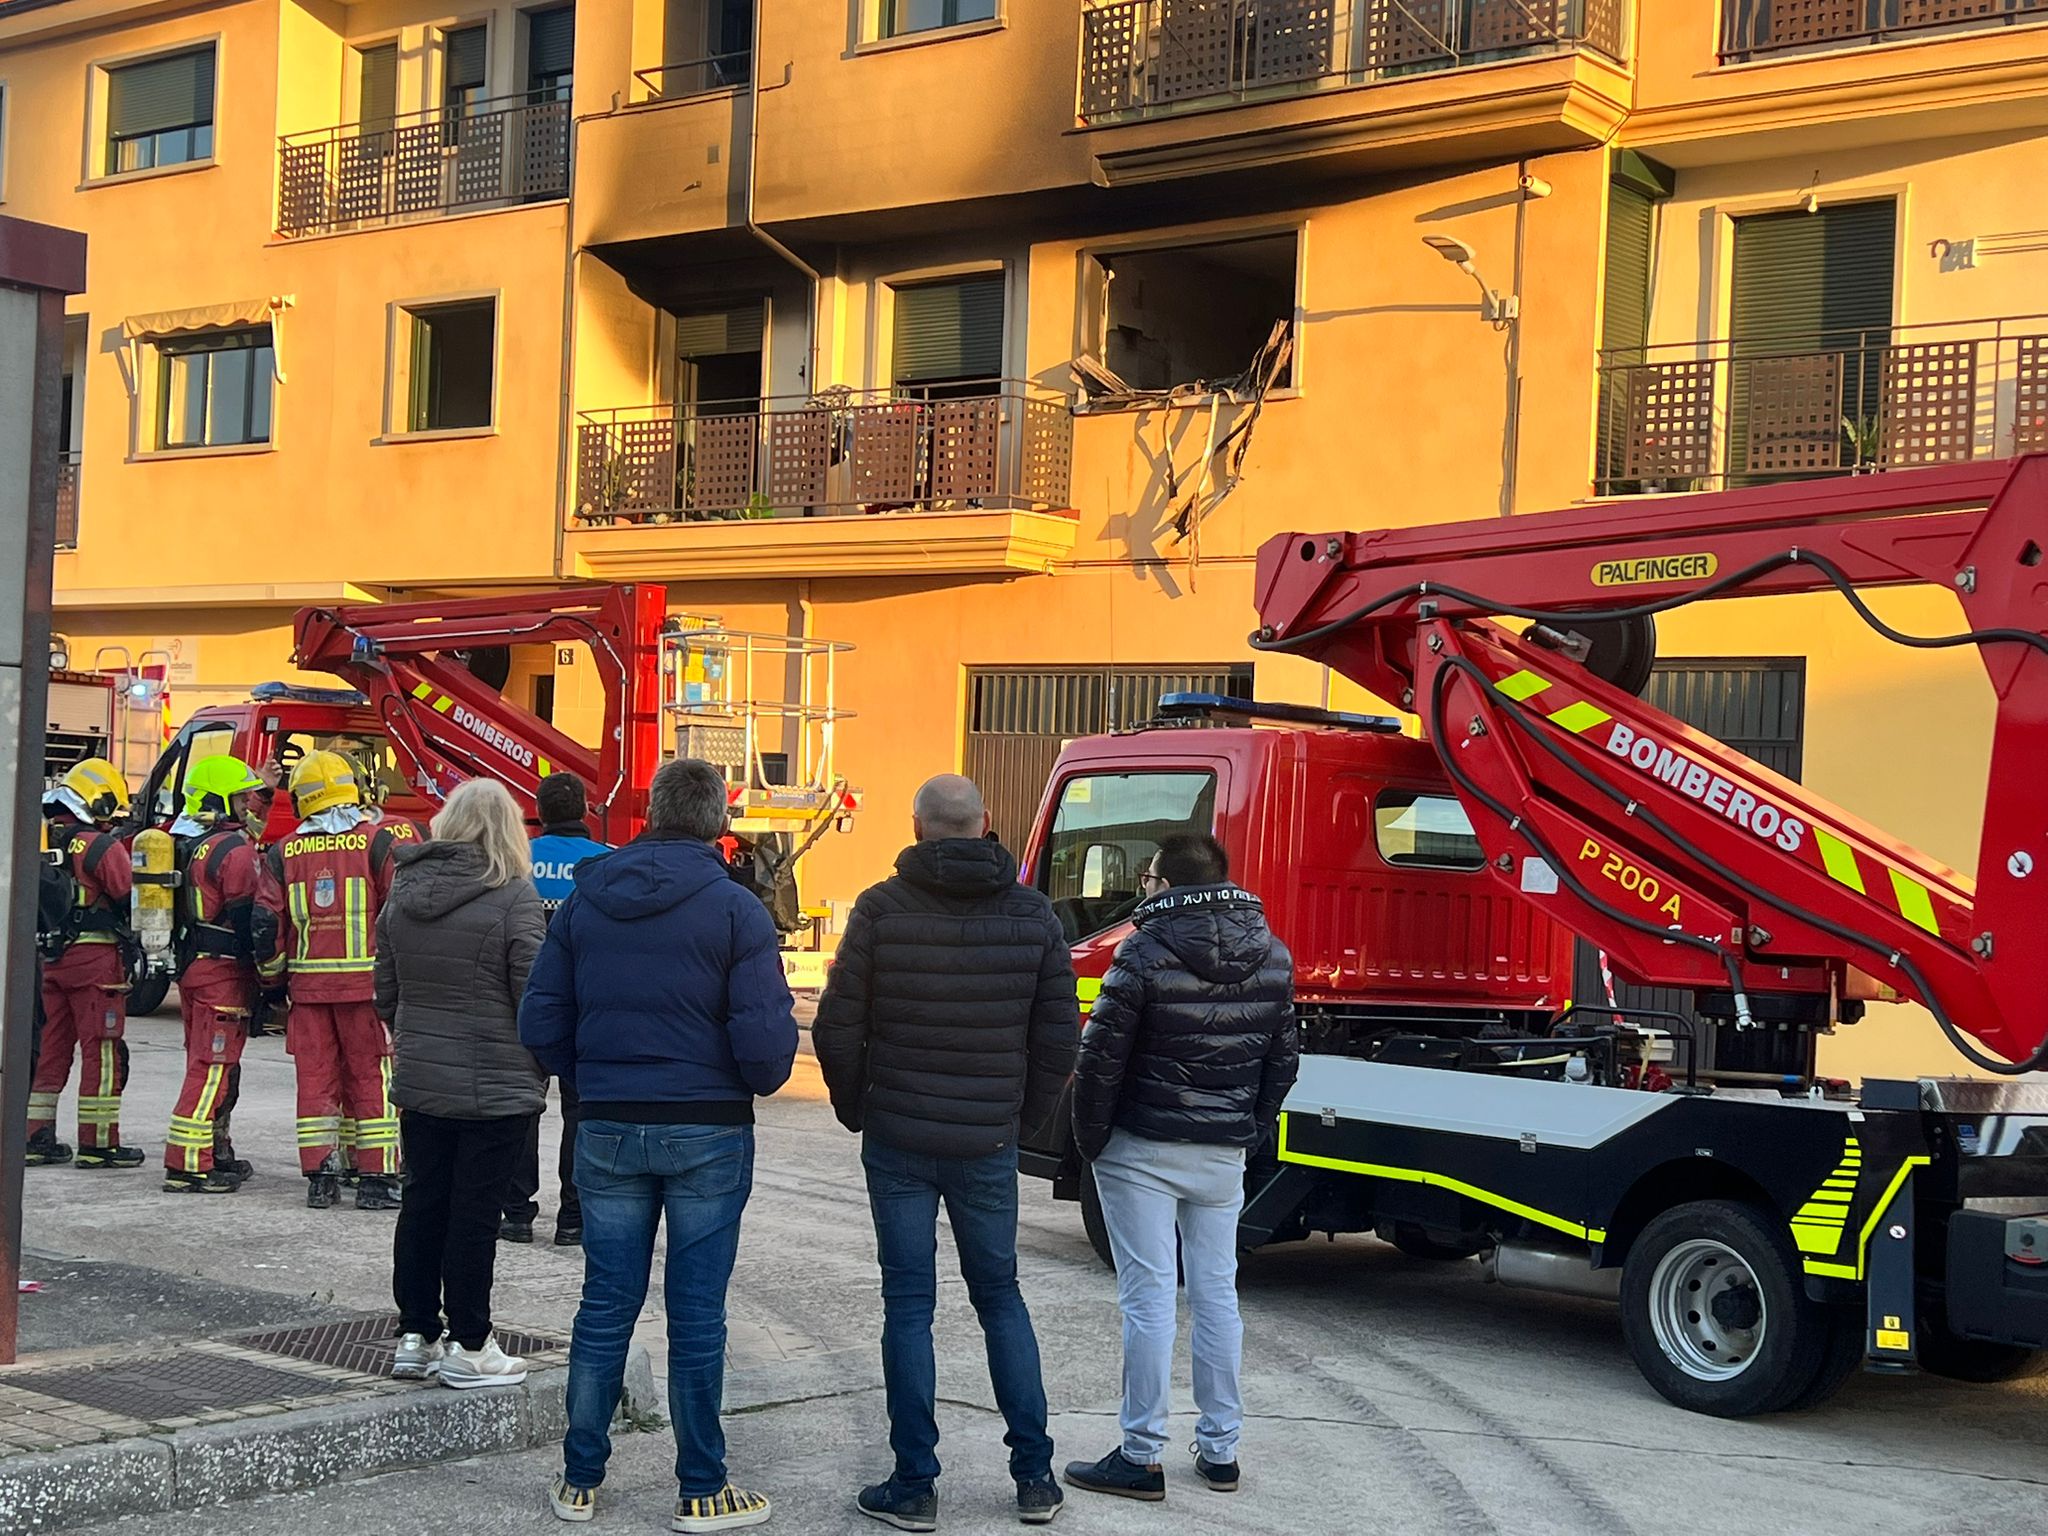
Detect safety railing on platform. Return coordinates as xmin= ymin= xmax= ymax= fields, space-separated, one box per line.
xmin=1719 ymin=0 xmax=2048 ymax=63
xmin=276 ymin=93 xmax=569 ymax=238
xmin=574 ymin=382 xmax=1074 ymax=525
xmin=1077 ymin=0 xmax=1629 ymax=124
xmin=1594 ymin=315 xmax=2048 ymax=496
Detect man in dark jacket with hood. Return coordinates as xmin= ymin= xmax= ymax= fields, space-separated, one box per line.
xmin=813 ymin=774 xmax=1078 ymax=1531
xmin=1064 ymin=833 xmax=1297 ymax=1505
xmin=520 ymin=758 xmax=797 ymax=1535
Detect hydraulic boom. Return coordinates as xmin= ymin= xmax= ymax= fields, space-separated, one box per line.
xmin=1253 ymin=457 xmax=2048 ymax=1072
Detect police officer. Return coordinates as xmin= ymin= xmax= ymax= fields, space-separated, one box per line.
xmin=253 ymin=750 xmax=417 ymax=1210
xmin=162 ymin=755 xmax=270 ymax=1194
xmin=28 ymin=759 xmax=145 ymax=1170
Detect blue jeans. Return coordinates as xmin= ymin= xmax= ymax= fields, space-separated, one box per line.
xmin=564 ymin=1121 xmax=753 ymax=1497
xmin=862 ymin=1137 xmax=1054 ymax=1490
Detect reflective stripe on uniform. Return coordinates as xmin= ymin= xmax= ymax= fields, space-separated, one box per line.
xmin=296 ymin=1115 xmax=343 ymax=1145
xmin=346 ymin=877 xmax=369 ymax=960
xmin=289 ymin=880 xmax=311 ymax=966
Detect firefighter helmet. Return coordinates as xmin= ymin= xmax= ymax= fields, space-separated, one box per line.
xmin=183 ymin=754 xmax=267 ymax=823
xmin=287 ymin=750 xmax=362 ymax=817
xmin=59 ymin=758 xmax=131 ymax=823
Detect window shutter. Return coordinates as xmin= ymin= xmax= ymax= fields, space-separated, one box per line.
xmin=527 ymin=7 xmax=574 ymax=81
xmin=1600 ymin=184 xmax=1655 ymax=357
xmin=675 ymin=305 xmax=764 ymax=358
xmin=1731 ymin=200 xmax=1896 ymax=349
xmin=892 ymin=274 xmax=1004 ymax=385
xmin=358 ymin=43 xmax=397 ymax=128
xmin=108 ymin=47 xmax=216 ymax=138
xmin=445 ymin=26 xmax=488 ymax=91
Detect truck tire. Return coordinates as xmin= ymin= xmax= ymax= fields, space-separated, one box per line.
xmin=1080 ymin=1163 xmax=1115 ymax=1270
xmin=1620 ymin=1200 xmax=1828 ymax=1417
xmin=1784 ymin=1305 xmax=1864 ymax=1411
xmin=127 ymin=963 xmax=170 ymax=1018
xmin=1390 ymin=1224 xmax=1484 ymax=1262
xmin=1915 ymin=1311 xmax=2048 ymax=1384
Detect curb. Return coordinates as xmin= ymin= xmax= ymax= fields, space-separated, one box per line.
xmin=0 ymin=1348 xmax=657 ymax=1535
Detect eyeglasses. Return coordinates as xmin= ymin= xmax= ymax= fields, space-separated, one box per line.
xmin=1139 ymin=871 xmax=1164 ymax=888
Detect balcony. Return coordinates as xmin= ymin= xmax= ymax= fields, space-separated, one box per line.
xmin=568 ymin=384 xmax=1079 ymax=580
xmin=55 ymin=451 xmax=78 ymax=551
xmin=1595 ymin=316 xmax=2048 ymax=496
xmin=276 ymin=94 xmax=569 ymax=239
xmin=1720 ymin=0 xmax=2048 ymax=63
xmin=631 ymin=50 xmax=751 ymax=104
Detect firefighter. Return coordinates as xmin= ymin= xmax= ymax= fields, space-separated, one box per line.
xmin=28 ymin=758 xmax=146 ymax=1170
xmin=253 ymin=750 xmax=417 ymax=1211
xmin=162 ymin=755 xmax=270 ymax=1194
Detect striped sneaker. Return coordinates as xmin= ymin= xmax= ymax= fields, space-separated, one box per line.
xmin=673 ymin=1485 xmax=772 ymax=1532
xmin=550 ymin=1475 xmax=597 ymax=1523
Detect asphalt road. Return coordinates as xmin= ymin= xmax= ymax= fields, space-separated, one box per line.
xmin=17 ymin=1007 xmax=2048 ymax=1535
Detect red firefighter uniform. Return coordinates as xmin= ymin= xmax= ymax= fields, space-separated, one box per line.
xmin=255 ymin=811 xmax=417 ymax=1178
xmin=166 ymin=826 xmax=261 ymax=1180
xmin=31 ymin=812 xmax=135 ymax=1158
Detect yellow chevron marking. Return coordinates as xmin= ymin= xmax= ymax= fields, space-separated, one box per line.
xmin=1890 ymin=869 xmax=1941 ymax=935
xmin=1813 ymin=827 xmax=1866 ymax=895
xmin=1496 ymin=670 xmax=1552 ymax=702
xmin=1547 ymin=701 xmax=1613 ymax=735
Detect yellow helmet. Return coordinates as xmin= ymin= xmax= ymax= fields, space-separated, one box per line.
xmin=59 ymin=757 xmax=131 ymax=822
xmin=288 ymin=749 xmax=362 ymax=817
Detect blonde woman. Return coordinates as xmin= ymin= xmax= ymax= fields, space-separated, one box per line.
xmin=374 ymin=777 xmax=548 ymax=1389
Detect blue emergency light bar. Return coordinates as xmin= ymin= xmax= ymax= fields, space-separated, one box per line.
xmin=1156 ymin=693 xmax=1403 ymax=732
xmin=249 ymin=681 xmax=371 ymax=707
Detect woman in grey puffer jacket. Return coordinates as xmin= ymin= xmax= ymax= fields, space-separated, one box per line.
xmin=374 ymin=778 xmax=547 ymax=1390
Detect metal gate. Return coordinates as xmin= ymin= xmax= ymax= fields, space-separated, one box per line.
xmin=964 ymin=665 xmax=1253 ymax=852
xmin=1571 ymin=659 xmax=1806 ymax=1056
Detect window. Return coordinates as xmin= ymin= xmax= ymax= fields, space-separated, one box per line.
xmin=403 ymin=299 xmax=496 ymax=432
xmin=674 ymin=305 xmax=764 ymax=409
xmin=156 ymin=328 xmax=273 ymax=449
xmin=1373 ymin=792 xmax=1483 ymax=870
xmin=276 ymin=729 xmax=410 ymax=806
xmin=886 ymin=0 xmax=997 ymax=37
xmin=1038 ymin=771 xmax=1217 ymax=941
xmin=525 ymin=6 xmax=574 ymax=101
xmin=105 ymin=45 xmax=215 ymax=175
xmin=442 ymin=24 xmax=488 ymax=119
xmin=891 ymin=273 xmax=1003 ymax=398
xmin=357 ymin=42 xmax=398 ymax=131
xmin=149 ymin=720 xmax=237 ymax=820
xmin=1090 ymin=233 xmax=1297 ymax=394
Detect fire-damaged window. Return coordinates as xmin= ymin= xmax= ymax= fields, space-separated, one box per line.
xmin=1088 ymin=233 xmax=1298 ymax=395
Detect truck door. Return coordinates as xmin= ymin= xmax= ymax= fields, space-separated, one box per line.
xmin=1034 ymin=764 xmax=1226 ymax=947
xmin=143 ymin=718 xmax=240 ymax=827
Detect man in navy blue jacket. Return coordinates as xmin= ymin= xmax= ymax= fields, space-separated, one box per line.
xmin=520 ymin=758 xmax=797 ymax=1534
xmin=503 ymin=772 xmax=614 ymax=1247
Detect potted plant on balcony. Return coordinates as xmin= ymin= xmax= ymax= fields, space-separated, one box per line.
xmin=1841 ymin=414 xmax=1882 ymax=473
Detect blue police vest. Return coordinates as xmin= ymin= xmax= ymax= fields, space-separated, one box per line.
xmin=530 ymin=830 xmax=613 ymax=913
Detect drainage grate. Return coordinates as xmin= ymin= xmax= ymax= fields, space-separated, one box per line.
xmin=232 ymin=1314 xmax=568 ymax=1376
xmin=9 ymin=1352 xmax=333 ymax=1421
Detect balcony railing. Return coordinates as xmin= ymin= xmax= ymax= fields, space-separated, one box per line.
xmin=575 ymin=384 xmax=1074 ymax=526
xmin=1078 ymin=0 xmax=1628 ymax=124
xmin=1595 ymin=316 xmax=2048 ymax=496
xmin=632 ymin=50 xmax=751 ymax=102
xmin=277 ymin=93 xmax=569 ymax=238
xmin=1720 ymin=0 xmax=2048 ymax=62
xmin=55 ymin=451 xmax=79 ymax=551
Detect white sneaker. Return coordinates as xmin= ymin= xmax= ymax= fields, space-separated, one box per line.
xmin=392 ymin=1333 xmax=444 ymax=1380
xmin=551 ymin=1475 xmax=597 ymax=1523
xmin=438 ymin=1337 xmax=529 ymax=1390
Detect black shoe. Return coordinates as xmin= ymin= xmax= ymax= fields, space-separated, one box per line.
xmin=1063 ymin=1449 xmax=1164 ymax=1502
xmin=355 ymin=1175 xmax=402 ymax=1211
xmin=25 ymin=1131 xmax=73 ymax=1167
xmin=1192 ymin=1451 xmax=1239 ymax=1493
xmin=1017 ymin=1476 xmax=1064 ymax=1524
xmin=553 ymin=1222 xmax=582 ymax=1248
xmin=163 ymin=1168 xmax=239 ymax=1195
xmin=76 ymin=1144 xmax=146 ymax=1170
xmin=499 ymin=1219 xmax=534 ymax=1244
xmin=856 ymin=1478 xmax=938 ymax=1532
xmin=218 ymin=1158 xmax=255 ymax=1180
xmin=340 ymin=1168 xmax=361 ymax=1187
xmin=306 ymin=1173 xmax=341 ymax=1209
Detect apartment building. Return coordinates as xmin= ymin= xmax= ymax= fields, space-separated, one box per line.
xmin=13 ymin=0 xmax=2048 ymax=1075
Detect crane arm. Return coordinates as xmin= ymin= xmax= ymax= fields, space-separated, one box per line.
xmin=291 ymin=583 xmax=668 ymax=844
xmin=1253 ymin=457 xmax=2048 ymax=1072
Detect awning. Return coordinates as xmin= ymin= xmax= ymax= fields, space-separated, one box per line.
xmin=120 ymin=295 xmax=295 ymax=386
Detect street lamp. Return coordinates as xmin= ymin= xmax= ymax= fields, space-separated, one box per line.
xmin=1422 ymin=235 xmax=1518 ymax=328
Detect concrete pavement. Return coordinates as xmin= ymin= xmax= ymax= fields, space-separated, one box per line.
xmin=15 ymin=1007 xmax=2048 ymax=1535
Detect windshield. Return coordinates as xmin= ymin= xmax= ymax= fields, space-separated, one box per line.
xmin=274 ymin=728 xmax=412 ymax=807
xmin=1038 ymin=770 xmax=1217 ymax=942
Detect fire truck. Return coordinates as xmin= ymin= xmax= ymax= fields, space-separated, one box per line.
xmin=124 ymin=584 xmax=856 ymax=986
xmin=1019 ymin=457 xmax=2048 ymax=1418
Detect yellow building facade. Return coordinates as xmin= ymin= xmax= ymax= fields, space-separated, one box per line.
xmin=12 ymin=0 xmax=2048 ymax=1078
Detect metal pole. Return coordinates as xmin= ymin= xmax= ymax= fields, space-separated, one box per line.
xmin=0 ymin=216 xmax=87 ymax=1363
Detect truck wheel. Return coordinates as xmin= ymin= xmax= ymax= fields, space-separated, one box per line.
xmin=1915 ymin=1312 xmax=2048 ymax=1384
xmin=1620 ymin=1200 xmax=1827 ymax=1416
xmin=1784 ymin=1305 xmax=1863 ymax=1411
xmin=127 ymin=965 xmax=171 ymax=1018
xmin=1079 ymin=1163 xmax=1115 ymax=1270
xmin=1390 ymin=1224 xmax=1484 ymax=1262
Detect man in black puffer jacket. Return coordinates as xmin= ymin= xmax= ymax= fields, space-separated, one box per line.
xmin=1064 ymin=833 xmax=1297 ymax=1505
xmin=814 ymin=774 xmax=1078 ymax=1531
